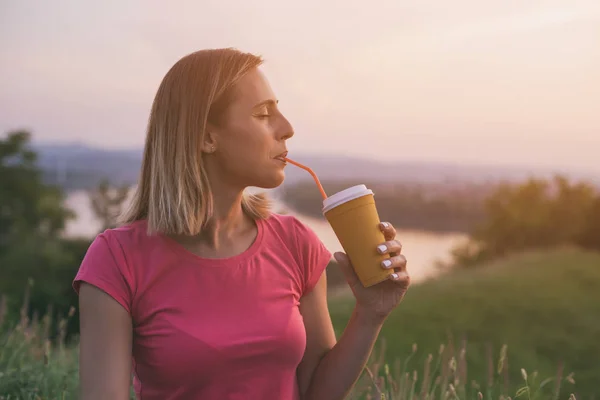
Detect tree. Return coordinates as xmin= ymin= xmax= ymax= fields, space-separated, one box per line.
xmin=88 ymin=179 xmax=130 ymax=232
xmin=451 ymin=175 xmax=599 ymax=268
xmin=577 ymin=196 xmax=600 ymax=251
xmin=0 ymin=131 xmax=73 ymax=250
xmin=0 ymin=130 xmax=84 ymax=332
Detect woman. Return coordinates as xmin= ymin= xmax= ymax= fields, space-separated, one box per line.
xmin=74 ymin=48 xmax=410 ymax=400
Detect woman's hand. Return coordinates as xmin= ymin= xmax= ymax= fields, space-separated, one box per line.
xmin=334 ymin=221 xmax=410 ymax=325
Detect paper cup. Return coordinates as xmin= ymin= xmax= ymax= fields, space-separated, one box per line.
xmin=323 ymin=184 xmax=393 ymax=287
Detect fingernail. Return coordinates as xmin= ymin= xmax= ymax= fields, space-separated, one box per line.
xmin=391 ymin=273 xmax=399 ymax=279
xmin=381 ymin=259 xmax=392 ymax=268
xmin=377 ymin=245 xmax=387 ymax=254
xmin=381 ymin=222 xmax=390 ymax=228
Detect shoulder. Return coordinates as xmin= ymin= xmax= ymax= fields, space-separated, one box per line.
xmin=263 ymin=213 xmax=321 ymax=247
xmin=79 ymin=220 xmax=148 ymax=268
xmin=73 ymin=220 xmax=151 ymax=305
xmin=265 ymin=212 xmax=331 ymax=261
xmin=87 ymin=220 xmax=156 ymax=257
xmin=263 ymin=212 xmax=298 ymax=228
xmin=263 ymin=213 xmax=332 ymax=295
xmin=103 ymin=219 xmax=152 ymax=246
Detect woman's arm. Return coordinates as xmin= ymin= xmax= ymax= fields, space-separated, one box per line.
xmin=298 ymin=222 xmax=410 ymax=400
xmin=78 ymin=283 xmax=133 ymax=400
xmin=297 ymin=273 xmax=383 ymax=400
xmin=296 ymin=273 xmax=337 ymax=395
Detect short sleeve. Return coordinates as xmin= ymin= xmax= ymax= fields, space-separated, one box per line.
xmin=72 ymin=232 xmax=135 ymax=314
xmin=291 ymin=217 xmax=333 ymax=295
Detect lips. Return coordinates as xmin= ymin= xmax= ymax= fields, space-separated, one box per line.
xmin=274 ymin=151 xmax=288 ymax=162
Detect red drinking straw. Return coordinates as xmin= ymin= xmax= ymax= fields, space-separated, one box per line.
xmin=285 ymin=157 xmax=328 ymax=200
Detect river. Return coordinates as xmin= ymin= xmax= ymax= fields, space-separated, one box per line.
xmin=64 ymin=190 xmax=468 ymax=284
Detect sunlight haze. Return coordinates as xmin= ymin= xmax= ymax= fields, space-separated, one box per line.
xmin=1 ymin=0 xmax=599 ymax=172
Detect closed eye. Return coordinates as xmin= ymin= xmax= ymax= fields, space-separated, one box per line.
xmin=252 ymin=99 xmax=278 ymax=119
xmin=253 ymin=108 xmax=272 ymax=119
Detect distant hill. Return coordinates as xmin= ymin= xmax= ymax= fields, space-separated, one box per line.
xmin=33 ymin=143 xmax=143 ymax=190
xmin=279 ymin=154 xmax=599 ymax=186
xmin=32 ymin=142 xmax=600 ymax=191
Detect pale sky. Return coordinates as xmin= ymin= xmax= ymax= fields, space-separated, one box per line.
xmin=1 ymin=0 xmax=599 ymax=173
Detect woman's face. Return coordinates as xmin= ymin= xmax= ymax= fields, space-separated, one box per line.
xmin=207 ymin=68 xmax=295 ymax=190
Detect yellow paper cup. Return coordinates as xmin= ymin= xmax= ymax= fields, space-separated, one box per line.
xmin=323 ymin=185 xmax=393 ymax=287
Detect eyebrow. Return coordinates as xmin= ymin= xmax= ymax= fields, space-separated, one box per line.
xmin=252 ymin=99 xmax=279 ymax=109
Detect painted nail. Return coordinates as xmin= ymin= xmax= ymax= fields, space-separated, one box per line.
xmin=381 ymin=259 xmax=392 ymax=268
xmin=396 ymin=271 xmax=409 ymax=279
xmin=381 ymin=222 xmax=390 ymax=228
xmin=377 ymin=245 xmax=388 ymax=254
xmin=391 ymin=273 xmax=399 ymax=279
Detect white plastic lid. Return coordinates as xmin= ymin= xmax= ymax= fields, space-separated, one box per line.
xmin=322 ymin=184 xmax=374 ymax=214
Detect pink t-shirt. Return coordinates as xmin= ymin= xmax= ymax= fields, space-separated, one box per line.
xmin=73 ymin=213 xmax=332 ymax=400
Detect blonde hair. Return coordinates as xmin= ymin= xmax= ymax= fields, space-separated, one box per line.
xmin=119 ymin=48 xmax=272 ymax=235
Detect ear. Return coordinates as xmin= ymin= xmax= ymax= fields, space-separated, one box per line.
xmin=201 ymin=129 xmax=218 ymax=154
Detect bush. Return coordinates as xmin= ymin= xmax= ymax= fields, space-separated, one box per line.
xmin=449 ymin=176 xmax=600 ymax=268
xmin=1 ymin=130 xmax=92 ymax=340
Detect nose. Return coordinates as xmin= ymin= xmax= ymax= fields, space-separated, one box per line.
xmin=276 ymin=114 xmax=294 ymax=141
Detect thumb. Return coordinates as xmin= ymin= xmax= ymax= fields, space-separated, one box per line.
xmin=334 ymin=252 xmax=360 ymax=287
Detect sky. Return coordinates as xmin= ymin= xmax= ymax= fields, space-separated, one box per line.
xmin=1 ymin=0 xmax=599 ymax=173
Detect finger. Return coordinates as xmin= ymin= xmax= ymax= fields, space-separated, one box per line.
xmin=376 ymin=239 xmax=402 ymax=255
xmin=333 ymin=252 xmax=360 ymax=287
xmin=379 ymin=222 xmax=397 ymax=241
xmin=389 ymin=270 xmax=411 ymax=285
xmin=381 ymin=254 xmax=407 ymax=271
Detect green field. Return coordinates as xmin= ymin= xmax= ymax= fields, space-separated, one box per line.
xmin=330 ymin=247 xmax=600 ymax=399
xmin=1 ymin=248 xmax=597 ymax=399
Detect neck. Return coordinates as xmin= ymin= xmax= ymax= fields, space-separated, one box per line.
xmin=167 ymin=184 xmax=256 ymax=256
xmin=199 ymin=187 xmax=249 ymax=248
xmin=180 ymin=157 xmax=255 ymax=252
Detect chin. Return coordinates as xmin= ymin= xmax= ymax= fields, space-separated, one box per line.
xmin=253 ymin=171 xmax=286 ymax=189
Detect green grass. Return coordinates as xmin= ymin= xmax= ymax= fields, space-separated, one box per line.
xmin=1 ymin=248 xmax=596 ymax=399
xmin=330 ymin=247 xmax=600 ymax=399
xmin=0 ymin=308 xmax=79 ymax=399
